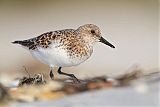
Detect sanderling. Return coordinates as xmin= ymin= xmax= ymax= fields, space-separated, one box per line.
xmin=12 ymin=24 xmax=115 ymax=83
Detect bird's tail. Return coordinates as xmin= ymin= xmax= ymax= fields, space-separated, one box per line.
xmin=12 ymin=39 xmax=36 ymax=50
xmin=12 ymin=40 xmax=30 ymax=47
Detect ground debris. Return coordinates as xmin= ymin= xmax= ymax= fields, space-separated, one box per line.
xmin=18 ymin=74 xmax=46 ymax=87
xmin=18 ymin=66 xmax=46 ymax=87
xmin=5 ymin=68 xmax=160 ymax=102
xmin=115 ymin=69 xmax=160 ymax=86
xmin=61 ymin=76 xmax=112 ymax=94
xmin=115 ymin=69 xmax=144 ymax=86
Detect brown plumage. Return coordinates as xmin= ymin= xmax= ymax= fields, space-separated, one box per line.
xmin=12 ymin=24 xmax=115 ymax=83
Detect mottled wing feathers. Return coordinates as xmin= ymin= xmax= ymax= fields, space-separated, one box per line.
xmin=12 ymin=29 xmax=75 ymax=50
xmin=35 ymin=31 xmax=55 ymax=49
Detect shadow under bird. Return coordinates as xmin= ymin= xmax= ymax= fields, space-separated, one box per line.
xmin=12 ymin=24 xmax=115 ymax=83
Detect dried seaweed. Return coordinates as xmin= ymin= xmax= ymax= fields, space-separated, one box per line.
xmin=18 ymin=74 xmax=46 ymax=87
xmin=61 ymin=76 xmax=112 ymax=94
xmin=115 ymin=69 xmax=143 ymax=86
xmin=18 ymin=67 xmax=46 ymax=86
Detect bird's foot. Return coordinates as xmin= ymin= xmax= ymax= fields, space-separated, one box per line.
xmin=49 ymin=70 xmax=54 ymax=80
xmin=70 ymin=74 xmax=80 ymax=83
xmin=57 ymin=67 xmax=80 ymax=83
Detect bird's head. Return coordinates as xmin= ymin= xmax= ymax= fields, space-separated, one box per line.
xmin=76 ymin=24 xmax=115 ymax=48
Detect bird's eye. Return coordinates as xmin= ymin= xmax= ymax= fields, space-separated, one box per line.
xmin=91 ymin=30 xmax=95 ymax=34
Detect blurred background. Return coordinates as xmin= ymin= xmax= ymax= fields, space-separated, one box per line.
xmin=0 ymin=0 xmax=158 ymax=82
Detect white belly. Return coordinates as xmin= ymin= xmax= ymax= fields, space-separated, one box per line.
xmin=30 ymin=47 xmax=72 ymax=67
xmin=30 ymin=46 xmax=90 ymax=67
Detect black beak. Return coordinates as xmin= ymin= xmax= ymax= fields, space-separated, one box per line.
xmin=99 ymin=37 xmax=115 ymax=48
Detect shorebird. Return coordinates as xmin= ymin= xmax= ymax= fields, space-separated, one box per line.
xmin=12 ymin=24 xmax=115 ymax=83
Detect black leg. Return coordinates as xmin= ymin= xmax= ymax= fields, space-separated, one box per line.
xmin=50 ymin=69 xmax=54 ymax=80
xmin=57 ymin=67 xmax=80 ymax=83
